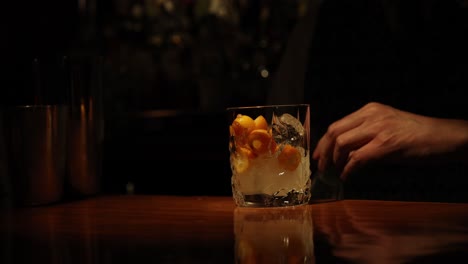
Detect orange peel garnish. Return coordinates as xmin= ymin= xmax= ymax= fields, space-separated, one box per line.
xmin=277 ymin=144 xmax=301 ymax=171
xmin=247 ymin=129 xmax=277 ymax=155
xmin=231 ymin=147 xmax=255 ymax=173
xmin=231 ymin=114 xmax=255 ymax=147
xmin=253 ymin=115 xmax=268 ymax=130
xmin=232 ymin=114 xmax=255 ymax=137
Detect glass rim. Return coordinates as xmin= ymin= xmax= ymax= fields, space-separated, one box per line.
xmin=226 ymin=103 xmax=309 ymax=111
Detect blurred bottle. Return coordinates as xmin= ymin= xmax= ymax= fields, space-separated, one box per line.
xmin=64 ymin=55 xmax=104 ymax=198
xmin=62 ymin=0 xmax=104 ymax=198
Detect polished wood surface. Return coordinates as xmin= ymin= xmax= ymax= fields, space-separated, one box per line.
xmin=1 ymin=195 xmax=468 ymax=263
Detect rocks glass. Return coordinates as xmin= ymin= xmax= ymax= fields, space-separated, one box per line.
xmin=227 ymin=104 xmax=311 ymax=207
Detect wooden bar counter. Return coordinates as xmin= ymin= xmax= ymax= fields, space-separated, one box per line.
xmin=1 ymin=195 xmax=468 ymax=263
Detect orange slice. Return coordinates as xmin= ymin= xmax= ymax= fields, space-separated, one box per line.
xmin=231 ymin=114 xmax=255 ymax=146
xmin=253 ymin=115 xmax=268 ymax=130
xmin=232 ymin=114 xmax=255 ymax=137
xmin=247 ymin=129 xmax=277 ymax=155
xmin=277 ymin=144 xmax=301 ymax=171
xmin=231 ymin=147 xmax=254 ymax=173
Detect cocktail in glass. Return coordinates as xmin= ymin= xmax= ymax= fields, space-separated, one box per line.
xmin=227 ymin=104 xmax=311 ymax=207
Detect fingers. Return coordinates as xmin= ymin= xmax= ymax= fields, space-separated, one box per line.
xmin=333 ymin=127 xmax=374 ymax=173
xmin=312 ymin=102 xmax=408 ymax=179
xmin=313 ymin=112 xmax=365 ymax=172
xmin=340 ymin=139 xmax=386 ymax=180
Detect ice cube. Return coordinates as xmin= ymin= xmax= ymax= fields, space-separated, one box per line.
xmin=271 ymin=113 xmax=304 ymax=147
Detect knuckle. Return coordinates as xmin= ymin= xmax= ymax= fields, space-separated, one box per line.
xmin=327 ymin=122 xmax=340 ymax=139
xmin=365 ymin=101 xmax=381 ymax=109
xmin=348 ymin=150 xmax=365 ymax=168
xmin=334 ymin=135 xmax=347 ymax=150
xmin=363 ymin=102 xmax=383 ymax=113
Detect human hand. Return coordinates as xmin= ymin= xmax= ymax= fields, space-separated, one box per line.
xmin=312 ymin=102 xmax=468 ymax=180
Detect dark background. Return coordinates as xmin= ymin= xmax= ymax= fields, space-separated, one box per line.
xmin=1 ymin=0 xmax=306 ymax=197
xmin=1 ymin=0 xmax=467 ymax=201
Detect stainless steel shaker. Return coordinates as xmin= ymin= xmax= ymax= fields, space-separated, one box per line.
xmin=5 ymin=105 xmax=68 ymax=206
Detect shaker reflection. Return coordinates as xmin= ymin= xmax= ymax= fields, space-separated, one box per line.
xmin=234 ymin=206 xmax=315 ymax=264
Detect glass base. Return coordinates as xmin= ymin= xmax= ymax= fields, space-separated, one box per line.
xmin=234 ymin=191 xmax=311 ymax=207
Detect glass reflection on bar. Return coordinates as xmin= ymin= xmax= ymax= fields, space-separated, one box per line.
xmin=234 ymin=206 xmax=315 ymax=263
